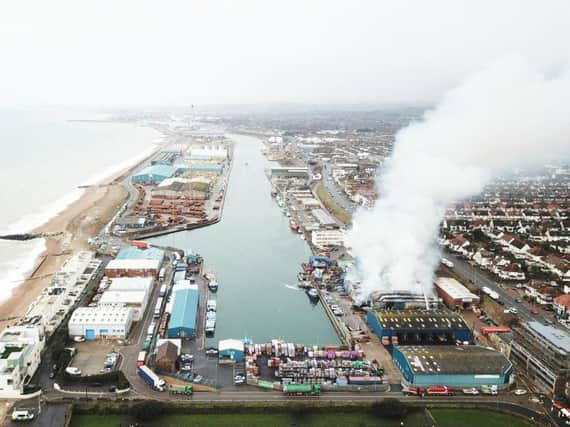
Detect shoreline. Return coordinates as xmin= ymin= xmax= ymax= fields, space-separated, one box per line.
xmin=0 ymin=129 xmax=163 ymax=330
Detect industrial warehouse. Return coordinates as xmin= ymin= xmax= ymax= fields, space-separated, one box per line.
xmin=366 ymin=309 xmax=472 ymax=345
xmin=167 ymin=283 xmax=200 ymax=338
xmin=68 ymin=306 xmax=134 ymax=340
xmin=393 ymin=345 xmax=513 ymax=389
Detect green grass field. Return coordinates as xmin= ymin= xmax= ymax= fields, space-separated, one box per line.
xmin=70 ymin=409 xmax=533 ymax=427
xmin=429 ymin=409 xmax=534 ymax=427
xmin=314 ymin=182 xmax=352 ymax=225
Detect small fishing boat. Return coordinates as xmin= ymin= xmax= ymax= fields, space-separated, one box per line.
xmin=307 ymin=288 xmax=319 ymax=301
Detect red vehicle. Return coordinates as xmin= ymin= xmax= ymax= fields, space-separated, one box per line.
xmin=427 ymin=386 xmax=454 ymax=396
xmin=531 ymin=307 xmax=538 ymax=315
xmin=131 ymin=240 xmax=149 ymax=249
xmin=404 ymin=385 xmax=453 ymax=396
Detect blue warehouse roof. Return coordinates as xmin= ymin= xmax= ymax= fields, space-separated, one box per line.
xmin=134 ymin=164 xmax=178 ymax=179
xmin=116 ymin=246 xmax=165 ymax=262
xmin=168 ymin=287 xmax=199 ymax=337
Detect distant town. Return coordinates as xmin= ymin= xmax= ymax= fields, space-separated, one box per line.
xmin=2 ymin=108 xmax=569 ymax=426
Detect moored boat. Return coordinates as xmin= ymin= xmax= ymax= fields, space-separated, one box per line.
xmin=307 ymin=288 xmax=319 ymax=300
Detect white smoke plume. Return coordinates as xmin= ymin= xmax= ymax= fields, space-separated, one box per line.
xmin=347 ymin=56 xmax=570 ymax=300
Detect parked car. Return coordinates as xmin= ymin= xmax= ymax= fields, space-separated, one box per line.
xmin=73 ymin=336 xmax=85 ymax=343
xmin=65 ymin=367 xmax=82 ymax=376
xmin=531 ymin=308 xmax=538 ymax=315
xmin=513 ymin=389 xmax=527 ymax=396
xmin=180 ymin=353 xmax=194 ymax=362
xmin=205 ymin=348 xmax=218 ymax=356
xmin=234 ymin=374 xmax=246 ymax=385
xmin=462 ymin=388 xmax=479 ymax=395
xmin=193 ymin=375 xmax=203 ymax=383
xmin=12 ymin=410 xmax=34 ymax=421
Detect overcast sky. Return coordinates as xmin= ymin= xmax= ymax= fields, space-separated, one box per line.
xmin=1 ymin=0 xmax=569 ymax=107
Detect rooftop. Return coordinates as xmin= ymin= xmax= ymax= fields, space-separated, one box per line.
xmin=105 ymin=258 xmax=160 ymax=270
xmin=69 ymin=306 xmax=132 ymax=324
xmin=116 ymin=246 xmax=164 ymax=262
xmin=373 ymin=310 xmax=469 ymax=331
xmin=169 ymin=287 xmax=199 ymax=330
xmin=397 ymin=345 xmax=511 ymax=375
xmin=528 ymin=321 xmax=570 ymax=353
xmin=435 ymin=277 xmax=480 ymax=301
xmin=107 ymin=277 xmax=153 ymax=292
xmin=134 ymin=164 xmax=178 ymax=178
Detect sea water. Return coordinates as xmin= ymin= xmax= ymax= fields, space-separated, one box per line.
xmin=0 ymin=107 xmax=160 ymax=302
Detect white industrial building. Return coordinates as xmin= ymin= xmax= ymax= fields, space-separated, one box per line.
xmin=98 ymin=277 xmax=153 ymax=321
xmin=0 ymin=325 xmax=45 ymax=397
xmin=434 ymin=277 xmax=480 ymax=310
xmin=187 ymin=144 xmax=228 ymax=159
xmin=68 ymin=306 xmax=134 ymax=340
xmin=312 ymin=229 xmax=345 ymax=248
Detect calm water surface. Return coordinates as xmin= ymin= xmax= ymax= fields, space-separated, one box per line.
xmin=149 ymin=134 xmax=340 ymax=345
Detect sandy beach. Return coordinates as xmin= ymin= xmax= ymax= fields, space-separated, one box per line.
xmin=0 ymin=143 xmax=160 ymax=331
xmin=0 ymin=183 xmax=128 ymax=331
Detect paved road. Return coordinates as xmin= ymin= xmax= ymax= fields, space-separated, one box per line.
xmin=444 ymin=252 xmax=550 ymax=325
xmin=322 ymin=165 xmax=356 ymax=213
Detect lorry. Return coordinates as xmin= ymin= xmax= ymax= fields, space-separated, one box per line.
xmin=137 ymin=351 xmax=146 ymax=367
xmin=154 ymin=298 xmax=163 ymax=318
xmin=404 ymin=385 xmax=453 ymax=396
xmin=168 ymin=384 xmax=193 ymax=395
xmin=283 ymin=383 xmax=321 ymax=396
xmin=138 ymin=365 xmax=165 ymax=391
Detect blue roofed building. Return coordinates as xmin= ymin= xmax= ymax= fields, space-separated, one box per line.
xmin=116 ymin=246 xmax=165 ymax=263
xmin=392 ymin=345 xmax=512 ymax=389
xmin=367 ymin=309 xmax=471 ymax=345
xmin=218 ymin=339 xmax=245 ymax=363
xmin=132 ymin=165 xmax=179 ymax=184
xmin=167 ymin=285 xmax=199 ymax=338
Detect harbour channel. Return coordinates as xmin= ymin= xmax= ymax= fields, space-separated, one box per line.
xmin=148 ymin=133 xmax=341 ymax=345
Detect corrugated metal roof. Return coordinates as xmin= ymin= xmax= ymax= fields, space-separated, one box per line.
xmin=219 ymin=339 xmax=244 ymax=352
xmin=435 ymin=277 xmax=479 ymax=301
xmin=398 ymin=345 xmax=511 ymax=375
xmin=116 ymin=247 xmax=164 ymax=261
xmin=134 ymin=164 xmax=178 ymax=179
xmin=169 ymin=287 xmax=199 ymax=332
xmin=105 ymin=259 xmax=160 ymax=270
xmin=528 ymin=321 xmax=570 ymax=353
